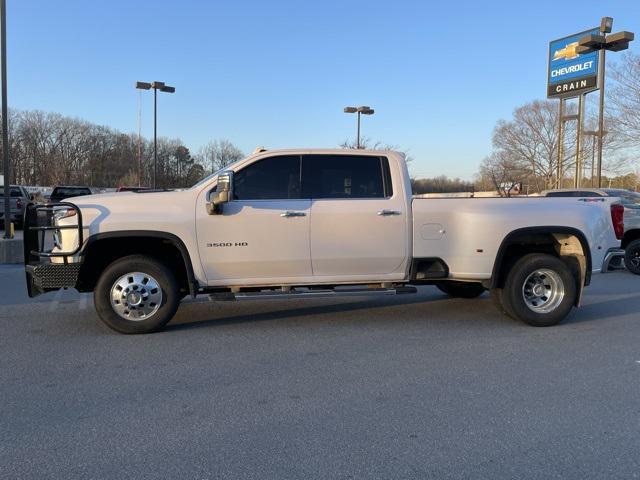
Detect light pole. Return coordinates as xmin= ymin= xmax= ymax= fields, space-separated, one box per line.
xmin=344 ymin=105 xmax=374 ymax=149
xmin=1 ymin=0 xmax=10 ymax=239
xmin=576 ymin=17 xmax=634 ymax=188
xmin=135 ymin=81 xmax=175 ymax=188
xmin=583 ymin=130 xmax=607 ymax=187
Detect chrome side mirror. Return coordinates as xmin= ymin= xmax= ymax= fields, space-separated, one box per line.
xmin=206 ymin=171 xmax=234 ymax=215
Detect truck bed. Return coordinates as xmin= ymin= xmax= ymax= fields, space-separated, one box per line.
xmin=411 ymin=196 xmax=619 ymax=280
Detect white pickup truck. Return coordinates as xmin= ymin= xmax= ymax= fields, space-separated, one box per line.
xmin=24 ymin=149 xmax=625 ymax=334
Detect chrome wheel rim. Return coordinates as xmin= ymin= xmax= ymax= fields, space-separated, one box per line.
xmin=110 ymin=272 xmax=162 ymax=321
xmin=630 ymin=250 xmax=640 ymax=269
xmin=522 ymin=269 xmax=565 ymax=314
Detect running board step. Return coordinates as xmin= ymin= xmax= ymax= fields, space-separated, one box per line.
xmin=208 ymin=286 xmax=417 ymax=302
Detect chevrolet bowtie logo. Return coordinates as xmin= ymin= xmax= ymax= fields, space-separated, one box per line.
xmin=553 ymin=42 xmax=580 ymax=61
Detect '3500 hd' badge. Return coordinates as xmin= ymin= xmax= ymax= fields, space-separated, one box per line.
xmin=206 ymin=242 xmax=248 ymax=247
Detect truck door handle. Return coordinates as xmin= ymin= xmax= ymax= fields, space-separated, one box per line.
xmin=280 ymin=211 xmax=306 ymax=218
xmin=377 ymin=209 xmax=401 ymax=216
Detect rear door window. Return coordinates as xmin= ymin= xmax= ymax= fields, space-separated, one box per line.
xmin=301 ymin=155 xmax=391 ymax=199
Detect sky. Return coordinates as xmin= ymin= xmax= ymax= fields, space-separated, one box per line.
xmin=7 ymin=0 xmax=640 ymax=179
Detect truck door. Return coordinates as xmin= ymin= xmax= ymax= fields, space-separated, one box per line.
xmin=303 ymin=154 xmax=408 ymax=279
xmin=196 ymin=155 xmax=312 ymax=283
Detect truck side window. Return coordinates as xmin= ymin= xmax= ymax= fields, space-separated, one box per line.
xmin=234 ymin=155 xmax=301 ymax=200
xmin=302 ymin=155 xmax=391 ymax=199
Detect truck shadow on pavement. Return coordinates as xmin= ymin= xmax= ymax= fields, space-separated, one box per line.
xmin=166 ymin=290 xmax=514 ymax=332
xmin=564 ymin=292 xmax=640 ymax=325
xmin=167 ymin=281 xmax=640 ymax=332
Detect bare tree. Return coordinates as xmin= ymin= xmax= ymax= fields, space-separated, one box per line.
xmin=610 ymin=52 xmax=640 ymax=148
xmin=198 ymin=139 xmax=244 ymax=173
xmin=478 ymin=152 xmax=531 ymax=197
xmin=339 ymin=137 xmax=413 ymax=164
xmin=491 ymin=100 xmax=567 ymax=192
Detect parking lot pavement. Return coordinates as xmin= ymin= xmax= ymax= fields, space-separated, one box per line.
xmin=1 ymin=265 xmax=640 ymax=479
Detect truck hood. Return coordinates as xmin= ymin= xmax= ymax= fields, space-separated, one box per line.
xmin=65 ymin=189 xmax=198 ymax=237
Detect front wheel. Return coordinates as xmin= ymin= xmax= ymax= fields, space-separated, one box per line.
xmin=94 ymin=255 xmax=180 ymax=334
xmin=500 ymin=253 xmax=576 ymax=327
xmin=625 ymin=239 xmax=640 ymax=275
xmin=436 ymin=281 xmax=486 ymax=298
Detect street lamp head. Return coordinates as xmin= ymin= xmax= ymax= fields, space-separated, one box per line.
xmin=160 ymin=86 xmax=176 ymax=93
xmin=600 ymin=16 xmax=613 ymax=34
xmin=605 ymin=31 xmax=634 ymax=52
xmin=135 ymin=81 xmax=152 ymax=90
xmin=359 ymin=107 xmax=374 ymax=115
xmin=578 ymin=34 xmax=606 ymax=48
xmin=576 ymin=33 xmax=606 ymax=54
xmin=344 ymin=106 xmax=357 ymax=113
xmin=151 ymin=81 xmax=165 ymax=89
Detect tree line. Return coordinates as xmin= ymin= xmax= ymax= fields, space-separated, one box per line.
xmin=1 ymin=109 xmax=244 ymax=188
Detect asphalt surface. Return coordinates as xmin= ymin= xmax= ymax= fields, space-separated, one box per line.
xmin=1 ymin=265 xmax=640 ymax=479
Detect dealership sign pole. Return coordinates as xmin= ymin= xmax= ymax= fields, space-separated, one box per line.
xmin=574 ymin=18 xmax=634 ymax=188
xmin=548 ymin=27 xmax=600 ymax=189
xmin=549 ymin=18 xmax=634 ymax=189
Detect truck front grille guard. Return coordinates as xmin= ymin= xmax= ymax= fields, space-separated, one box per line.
xmin=23 ymin=202 xmax=84 ymax=263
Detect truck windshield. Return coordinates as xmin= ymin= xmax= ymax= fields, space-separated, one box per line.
xmin=52 ymin=187 xmax=92 ymax=197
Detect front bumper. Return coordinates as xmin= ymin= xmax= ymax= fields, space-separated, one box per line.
xmin=25 ymin=263 xmax=81 ymax=297
xmin=601 ymin=248 xmax=625 ymax=272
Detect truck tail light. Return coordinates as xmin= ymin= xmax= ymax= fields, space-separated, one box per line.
xmin=610 ymin=204 xmax=624 ymax=240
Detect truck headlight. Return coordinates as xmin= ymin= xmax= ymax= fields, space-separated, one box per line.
xmin=53 ymin=208 xmax=77 ymax=222
xmin=52 ymin=208 xmax=77 ymax=250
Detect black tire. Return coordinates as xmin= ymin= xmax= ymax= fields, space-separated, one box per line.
xmin=624 ymin=239 xmax=640 ymax=275
xmin=501 ymin=253 xmax=576 ymax=327
xmin=436 ymin=281 xmax=486 ymax=299
xmin=94 ymin=255 xmax=180 ymax=334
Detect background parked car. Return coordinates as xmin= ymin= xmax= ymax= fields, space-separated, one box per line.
xmin=541 ymin=188 xmax=640 ymax=274
xmin=0 ymin=185 xmax=32 ymax=229
xmin=49 ymin=186 xmax=97 ymax=203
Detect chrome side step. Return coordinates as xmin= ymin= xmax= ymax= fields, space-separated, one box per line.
xmin=206 ymin=286 xmax=418 ymax=302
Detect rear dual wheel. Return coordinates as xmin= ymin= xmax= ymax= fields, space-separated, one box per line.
xmin=492 ymin=253 xmax=576 ymax=327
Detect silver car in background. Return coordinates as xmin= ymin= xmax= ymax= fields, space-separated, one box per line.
xmin=0 ymin=185 xmax=31 ymax=229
